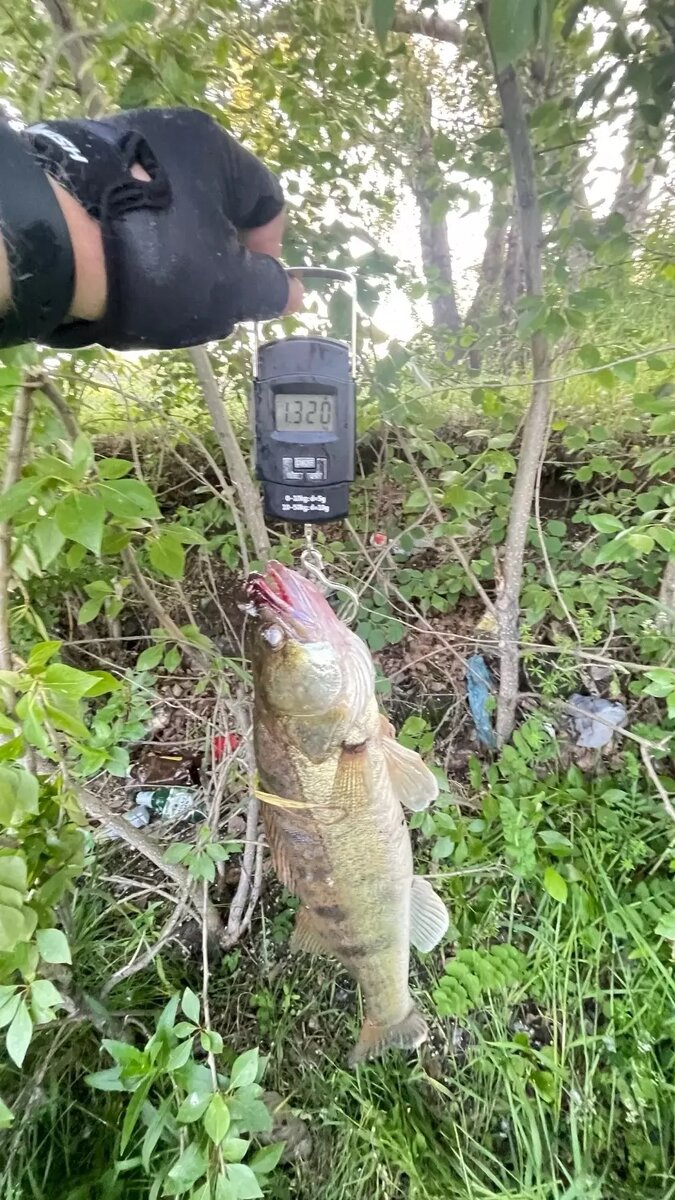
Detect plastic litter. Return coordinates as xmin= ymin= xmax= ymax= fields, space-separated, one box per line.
xmin=568 ymin=693 xmax=627 ymax=749
xmin=135 ymin=786 xmax=205 ymax=822
xmin=466 ymin=654 xmax=497 ymax=750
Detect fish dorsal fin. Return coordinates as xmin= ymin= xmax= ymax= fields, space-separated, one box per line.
xmin=290 ymin=908 xmax=331 ymax=957
xmin=410 ymin=877 xmax=449 ymax=952
xmin=381 ymin=735 xmax=439 ymax=811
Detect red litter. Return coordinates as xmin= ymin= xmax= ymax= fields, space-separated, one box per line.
xmin=213 ymin=733 xmax=240 ymax=761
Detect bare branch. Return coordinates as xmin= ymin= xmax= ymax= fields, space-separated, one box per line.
xmin=82 ymin=788 xmax=223 ymax=940
xmin=39 ymin=0 xmax=105 ymax=115
xmin=190 ymin=347 xmax=270 ymax=563
xmin=32 ymin=373 xmax=79 ymax=440
xmin=392 ymin=8 xmax=462 ymax=46
xmin=0 ymin=383 xmax=34 ymax=708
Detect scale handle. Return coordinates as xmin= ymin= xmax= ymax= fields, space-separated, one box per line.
xmin=252 ymin=264 xmax=357 ymax=376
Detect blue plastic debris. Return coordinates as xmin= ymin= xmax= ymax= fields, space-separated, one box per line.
xmin=466 ymin=654 xmax=497 ymax=749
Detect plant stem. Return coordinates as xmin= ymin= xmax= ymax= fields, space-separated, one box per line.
xmin=190 ymin=347 xmax=270 ymax=563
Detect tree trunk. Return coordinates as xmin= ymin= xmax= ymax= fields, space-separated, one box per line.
xmin=481 ymin=11 xmax=553 ymax=744
xmin=465 ymin=182 xmax=509 ymax=367
xmin=410 ymin=87 xmax=461 ymax=333
xmin=612 ymin=113 xmax=666 ymax=235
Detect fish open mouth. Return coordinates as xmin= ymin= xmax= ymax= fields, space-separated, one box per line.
xmin=245 ymin=564 xmax=293 ymax=616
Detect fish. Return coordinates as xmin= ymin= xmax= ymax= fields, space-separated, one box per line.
xmin=245 ymin=561 xmax=449 ymax=1065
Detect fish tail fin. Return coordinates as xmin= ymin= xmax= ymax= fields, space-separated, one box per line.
xmin=348 ymin=1007 xmax=428 ymax=1067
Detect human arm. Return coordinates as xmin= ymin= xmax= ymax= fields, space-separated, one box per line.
xmin=0 ymin=108 xmax=303 ymax=350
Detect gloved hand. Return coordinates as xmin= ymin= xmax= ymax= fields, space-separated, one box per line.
xmin=20 ymin=106 xmax=303 ymax=351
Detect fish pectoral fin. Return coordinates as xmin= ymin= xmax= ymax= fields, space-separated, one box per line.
xmin=410 ymin=876 xmax=449 ymax=952
xmin=263 ymin=808 xmax=297 ymax=892
xmin=348 ymin=1007 xmax=428 ymax=1066
xmin=381 ymin=736 xmax=439 ymax=811
xmin=379 ymin=712 xmax=396 ymax=740
xmin=290 ymin=908 xmax=331 ymax=957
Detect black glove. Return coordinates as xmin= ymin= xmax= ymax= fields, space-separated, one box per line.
xmin=24 ymin=106 xmax=291 ymax=351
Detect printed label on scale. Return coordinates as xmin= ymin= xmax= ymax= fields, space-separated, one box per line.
xmin=281 ymin=492 xmax=329 ymax=515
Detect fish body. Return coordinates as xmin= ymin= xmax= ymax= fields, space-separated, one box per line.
xmin=246 ymin=562 xmax=448 ymax=1064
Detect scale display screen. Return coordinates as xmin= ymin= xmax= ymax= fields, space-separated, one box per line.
xmin=274 ymin=393 xmax=335 ymax=433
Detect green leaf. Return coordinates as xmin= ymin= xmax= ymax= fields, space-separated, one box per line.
xmin=141 ymin=1094 xmax=172 ymax=1171
xmin=0 ymin=906 xmax=28 ymax=951
xmin=36 ymin=927 xmax=72 ymax=964
xmin=371 ymin=0 xmax=395 ymax=47
xmin=200 ymin=1029 xmax=223 ymax=1054
xmin=42 ymin=663 xmax=99 ymax=699
xmin=164 ymin=646 xmax=182 ymax=673
xmin=177 ymin=1090 xmax=212 ymax=1124
xmin=0 ymin=1096 xmax=13 ymax=1128
xmin=164 ymin=844 xmax=191 ymax=865
xmin=655 ymin=911 xmax=675 ymax=940
xmin=44 ymin=701 xmax=89 ymax=740
xmin=543 ymin=867 xmax=568 ymax=904
xmin=97 ymin=458 xmax=134 ymax=480
xmin=85 ymin=670 xmax=120 ymax=697
xmin=167 ymin=1039 xmax=194 ymax=1072
xmin=165 ymin=524 xmax=207 ymax=546
xmin=97 ymin=478 xmax=161 ymax=519
xmin=164 ymin=1142 xmax=208 ymax=1194
xmin=121 ymin=1075 xmax=153 ymax=1152
xmin=222 ymin=1138 xmax=251 ymax=1163
xmin=149 ymin=533 xmax=186 ymax=580
xmin=71 ymin=434 xmax=95 ymax=480
xmin=0 ymin=990 xmax=20 ymax=1029
xmin=204 ymin=1092 xmax=231 ymax=1144
xmin=182 ymin=987 xmax=200 ymax=1025
xmin=137 ymin=644 xmax=165 ymax=671
xmin=84 ymin=1067 xmax=126 ymax=1091
xmin=6 ymin=999 xmax=33 ymax=1067
xmin=649 ymin=413 xmax=675 ymax=436
xmin=224 ymin=1163 xmax=264 ymax=1199
xmin=33 ymin=518 xmax=66 ymax=569
xmin=249 ymin=1142 xmax=284 ymax=1175
xmin=55 ymin=493 xmax=105 ymax=556
xmin=77 ymin=597 xmax=105 ymax=625
xmin=588 ymin=513 xmax=624 ymax=534
xmin=30 ymin=978 xmax=63 ymax=1011
xmin=0 ymin=477 xmax=42 ymax=523
xmin=0 ymin=854 xmax=27 ymax=894
xmin=229 ymin=1048 xmax=259 ymax=1090
xmin=488 ymin=0 xmax=540 ymax=69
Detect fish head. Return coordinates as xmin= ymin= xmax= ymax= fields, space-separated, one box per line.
xmin=245 ymin=562 xmax=374 ymax=725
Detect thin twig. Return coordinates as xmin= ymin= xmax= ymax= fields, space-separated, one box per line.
xmin=100 ymin=891 xmax=191 ymax=998
xmin=189 ymin=347 xmax=270 ymax=562
xmin=202 ymin=881 xmax=219 ymax=1090
xmin=640 ymin=743 xmax=675 ymax=827
xmin=81 ymin=788 xmax=223 ymax=940
xmin=0 ymin=383 xmax=33 ymax=709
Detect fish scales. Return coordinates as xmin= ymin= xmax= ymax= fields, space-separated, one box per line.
xmin=246 ymin=562 xmax=449 ymax=1064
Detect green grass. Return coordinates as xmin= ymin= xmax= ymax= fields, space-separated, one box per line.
xmin=2 ymin=754 xmax=675 ymax=1200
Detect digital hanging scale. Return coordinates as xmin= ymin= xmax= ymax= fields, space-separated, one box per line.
xmin=252 ymin=266 xmax=357 ymax=523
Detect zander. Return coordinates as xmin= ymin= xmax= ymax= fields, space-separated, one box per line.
xmin=246 ymin=562 xmax=448 ymax=1065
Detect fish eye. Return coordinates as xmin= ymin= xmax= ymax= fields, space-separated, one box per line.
xmin=262 ymin=624 xmax=284 ymax=649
